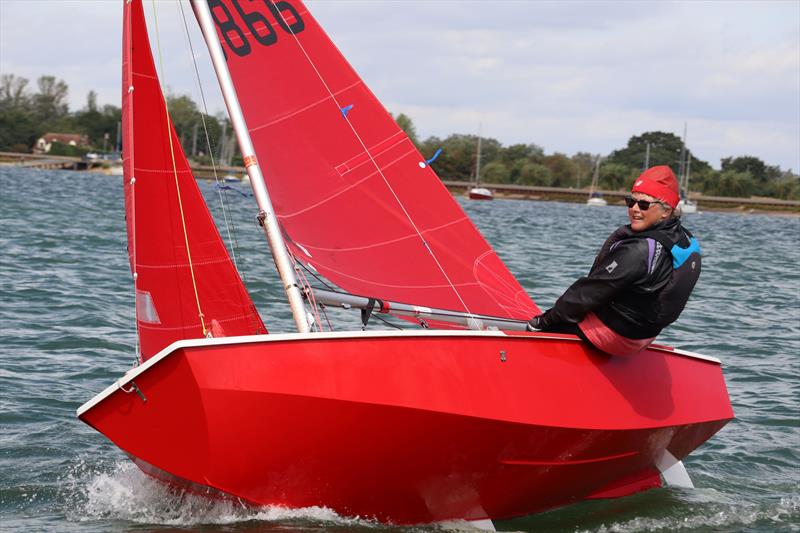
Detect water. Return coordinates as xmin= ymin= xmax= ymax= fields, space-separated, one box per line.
xmin=1 ymin=167 xmax=798 ymax=532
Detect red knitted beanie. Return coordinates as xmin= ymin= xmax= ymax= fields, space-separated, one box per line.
xmin=631 ymin=166 xmax=680 ymax=209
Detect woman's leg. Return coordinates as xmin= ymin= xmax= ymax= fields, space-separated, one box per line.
xmin=543 ymin=322 xmax=593 ymax=345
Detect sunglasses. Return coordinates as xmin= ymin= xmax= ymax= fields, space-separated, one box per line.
xmin=624 ymin=196 xmax=664 ymax=210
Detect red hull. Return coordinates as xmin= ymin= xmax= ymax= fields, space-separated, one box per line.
xmin=78 ymin=331 xmax=732 ymax=524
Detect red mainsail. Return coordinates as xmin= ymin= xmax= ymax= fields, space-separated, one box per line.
xmin=204 ymin=0 xmax=539 ymax=320
xmin=122 ymin=0 xmax=265 ymax=360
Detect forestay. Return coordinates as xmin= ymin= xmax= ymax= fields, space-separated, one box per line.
xmin=123 ymin=0 xmax=265 ymax=360
xmin=203 ymin=0 xmax=539 ymax=320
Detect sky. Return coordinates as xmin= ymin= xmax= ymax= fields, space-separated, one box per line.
xmin=1 ymin=0 xmax=799 ymax=172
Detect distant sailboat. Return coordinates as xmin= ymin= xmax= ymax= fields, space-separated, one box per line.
xmin=468 ymin=124 xmax=493 ymax=200
xmin=586 ymin=157 xmax=607 ymax=206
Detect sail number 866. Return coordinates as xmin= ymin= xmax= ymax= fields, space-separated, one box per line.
xmin=209 ymin=0 xmax=305 ymax=58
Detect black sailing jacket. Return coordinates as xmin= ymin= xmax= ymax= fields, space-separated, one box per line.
xmin=542 ymin=217 xmax=699 ymax=339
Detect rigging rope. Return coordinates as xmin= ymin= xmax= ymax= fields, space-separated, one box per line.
xmin=176 ymin=0 xmax=245 ymax=276
xmin=293 ymin=259 xmax=405 ymax=331
xmin=271 ymin=1 xmax=476 ymax=320
xmin=151 ymin=0 xmax=208 ymax=337
xmin=287 ymin=250 xmax=324 ymax=331
xmin=176 ymin=1 xmax=263 ymax=336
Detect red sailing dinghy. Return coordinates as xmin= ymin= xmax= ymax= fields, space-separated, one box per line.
xmin=78 ymin=0 xmax=733 ymax=527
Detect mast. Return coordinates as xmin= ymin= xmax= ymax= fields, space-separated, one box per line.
xmin=191 ymin=0 xmax=310 ymax=333
xmin=683 ymin=125 xmax=690 ymax=194
xmin=590 ymin=156 xmax=600 ymax=194
xmin=475 ymin=123 xmax=482 ymax=186
xmin=643 ymin=141 xmax=651 ymax=171
xmin=678 ymin=123 xmax=687 ymax=195
xmin=685 ymin=149 xmax=692 ymax=195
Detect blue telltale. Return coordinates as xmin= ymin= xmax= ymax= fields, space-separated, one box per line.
xmin=425 ymin=148 xmax=442 ymax=165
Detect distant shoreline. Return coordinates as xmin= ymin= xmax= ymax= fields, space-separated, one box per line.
xmin=438 ymin=181 xmax=800 ymax=217
xmin=469 ymin=189 xmax=800 ymax=217
xmin=2 ymin=152 xmax=797 ymax=216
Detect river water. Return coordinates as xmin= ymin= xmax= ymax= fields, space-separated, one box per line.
xmin=1 ymin=167 xmax=798 ymax=532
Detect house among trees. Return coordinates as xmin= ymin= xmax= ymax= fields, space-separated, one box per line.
xmin=34 ymin=133 xmax=90 ymax=154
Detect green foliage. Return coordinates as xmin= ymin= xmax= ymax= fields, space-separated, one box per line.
xmin=600 ymin=162 xmax=637 ymax=190
xmin=606 ymin=131 xmax=713 ymax=180
xmin=543 ymin=153 xmax=577 ymax=188
xmin=394 ymin=113 xmax=418 ymax=145
xmin=721 ymin=156 xmax=771 ymax=182
xmin=0 ymin=74 xmax=121 ymax=153
xmin=703 ymin=170 xmax=757 ymax=197
xmin=0 ymin=105 xmax=37 ymax=153
xmin=32 ymin=76 xmax=69 ymax=124
xmin=607 ymin=131 xmax=683 ymax=174
xmin=516 ymin=162 xmax=553 ymax=186
xmin=570 ymin=152 xmax=596 ymax=189
xmin=767 ymin=175 xmax=800 ymax=200
xmin=502 ymin=143 xmax=544 ymax=164
xmin=481 ymin=161 xmax=511 ymax=184
xmin=687 ymin=166 xmax=716 ymax=195
xmin=72 ymin=94 xmax=122 ymax=150
xmin=165 ymin=94 xmax=224 ymax=157
xmin=421 ymin=134 xmax=478 ymax=181
xmin=1 ymin=75 xmax=37 ymax=152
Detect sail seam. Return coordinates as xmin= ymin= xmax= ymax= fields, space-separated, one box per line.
xmin=134 ymin=257 xmax=235 ymax=269
xmin=472 ymin=252 xmax=538 ymax=314
xmin=289 ymin=216 xmax=472 ymax=253
xmin=133 ymin=167 xmax=193 ymax=174
xmin=132 ymin=71 xmax=159 ymax=81
xmin=337 ymin=131 xmax=405 ymax=170
xmin=302 ymin=261 xmax=482 ymax=290
xmin=473 ymin=250 xmax=520 ymax=293
xmin=137 ymin=313 xmax=255 ymax=331
xmin=248 ymin=79 xmax=363 ymax=133
xmin=277 ymin=145 xmax=416 ymax=219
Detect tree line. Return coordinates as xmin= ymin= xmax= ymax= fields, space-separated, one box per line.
xmin=400 ymin=117 xmax=798 ymax=200
xmin=0 ymin=74 xmax=233 ymax=164
xmin=2 ymin=74 xmax=797 ymax=200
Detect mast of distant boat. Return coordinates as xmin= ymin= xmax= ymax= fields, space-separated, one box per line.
xmin=685 ymin=149 xmax=692 ymax=196
xmin=586 ymin=156 xmax=607 ymax=206
xmin=678 ymin=123 xmax=688 ymax=197
xmin=468 ymin=124 xmax=491 ymax=199
xmin=474 ymin=123 xmax=482 ymax=188
xmin=191 ymin=0 xmax=310 ymax=333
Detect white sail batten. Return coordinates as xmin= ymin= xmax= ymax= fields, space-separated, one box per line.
xmin=190 ymin=0 xmax=309 ymax=333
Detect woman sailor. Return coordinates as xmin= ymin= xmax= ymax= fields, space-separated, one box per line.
xmin=528 ymin=166 xmax=701 ymax=356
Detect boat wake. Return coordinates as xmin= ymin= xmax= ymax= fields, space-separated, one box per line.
xmin=65 ymin=460 xmax=377 ymax=529
xmin=63 ymin=460 xmax=524 ymax=531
